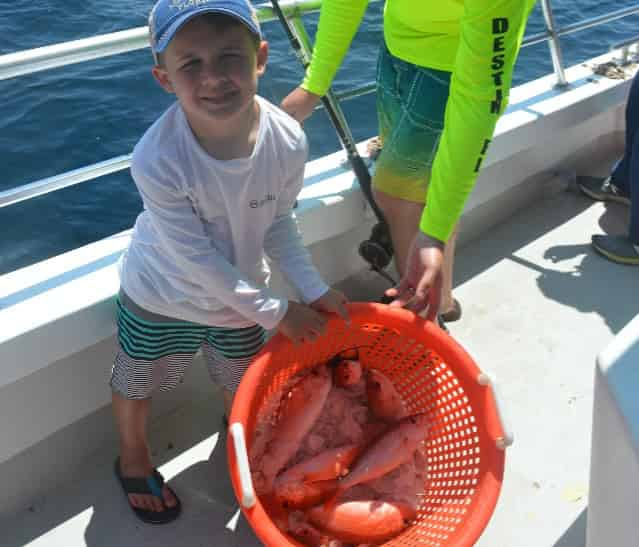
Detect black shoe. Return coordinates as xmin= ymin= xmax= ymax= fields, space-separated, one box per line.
xmin=379 ymin=293 xmax=394 ymax=305
xmin=440 ymin=298 xmax=462 ymax=322
xmin=379 ymin=294 xmax=449 ymax=332
xmin=437 ymin=315 xmax=449 ymax=333
xmin=577 ymin=176 xmax=631 ymax=206
xmin=592 ymin=235 xmax=639 ymax=265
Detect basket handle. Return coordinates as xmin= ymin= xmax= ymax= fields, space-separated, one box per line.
xmin=478 ymin=372 xmax=514 ymax=449
xmin=229 ymin=422 xmax=257 ymax=508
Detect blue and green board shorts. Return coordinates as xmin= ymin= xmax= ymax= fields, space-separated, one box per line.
xmin=110 ymin=291 xmax=266 ymax=398
xmin=373 ymin=43 xmax=452 ymax=203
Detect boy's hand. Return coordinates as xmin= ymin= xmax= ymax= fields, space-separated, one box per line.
xmin=309 ymin=288 xmax=349 ymax=323
xmin=277 ymin=301 xmax=328 ymax=344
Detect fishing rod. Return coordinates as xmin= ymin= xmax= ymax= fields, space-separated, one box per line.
xmin=269 ymin=0 xmax=395 ymax=282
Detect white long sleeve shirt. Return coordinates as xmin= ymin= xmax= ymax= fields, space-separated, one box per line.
xmin=119 ymin=96 xmax=329 ymax=330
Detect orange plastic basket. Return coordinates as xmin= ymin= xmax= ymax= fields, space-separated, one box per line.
xmin=228 ymin=303 xmax=511 ymax=547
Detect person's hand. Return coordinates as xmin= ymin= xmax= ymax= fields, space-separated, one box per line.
xmin=277 ymin=300 xmax=328 ymax=344
xmin=384 ymin=231 xmax=445 ymax=320
xmin=280 ymin=87 xmax=322 ymax=123
xmin=309 ymin=288 xmax=350 ymax=323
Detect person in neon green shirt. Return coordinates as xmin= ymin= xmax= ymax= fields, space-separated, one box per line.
xmin=282 ymin=0 xmax=536 ymax=320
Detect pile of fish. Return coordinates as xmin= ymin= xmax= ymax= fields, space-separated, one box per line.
xmin=249 ymin=349 xmax=429 ymax=546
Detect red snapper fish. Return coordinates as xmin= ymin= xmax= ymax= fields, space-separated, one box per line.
xmin=278 ymin=444 xmax=361 ymax=484
xmin=333 ymin=413 xmax=429 ymax=497
xmin=276 ymin=478 xmax=338 ymax=510
xmin=333 ymin=359 xmax=362 ymax=388
xmin=274 ymin=444 xmax=361 ymax=508
xmin=308 ymin=500 xmax=417 ymax=544
xmin=365 ymin=369 xmax=407 ymax=423
xmin=260 ymin=365 xmax=332 ymax=488
xmin=288 ymin=511 xmax=344 ymax=546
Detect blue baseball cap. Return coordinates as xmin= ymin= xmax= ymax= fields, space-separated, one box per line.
xmin=148 ymin=0 xmax=262 ymax=64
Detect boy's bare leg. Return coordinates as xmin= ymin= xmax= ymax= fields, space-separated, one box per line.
xmin=112 ymin=392 xmax=177 ymax=511
xmin=373 ymin=189 xmax=456 ymax=313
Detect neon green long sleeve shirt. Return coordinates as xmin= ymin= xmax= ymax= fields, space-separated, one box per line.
xmin=302 ymin=0 xmax=536 ymax=242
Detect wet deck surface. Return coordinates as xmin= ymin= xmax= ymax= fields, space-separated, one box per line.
xmin=2 ymin=169 xmax=637 ymax=547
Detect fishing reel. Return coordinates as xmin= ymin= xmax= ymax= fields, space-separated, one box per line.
xmin=358 ymin=221 xmax=394 ymax=275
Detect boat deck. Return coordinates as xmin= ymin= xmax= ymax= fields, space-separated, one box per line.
xmin=2 ymin=159 xmax=636 ymax=547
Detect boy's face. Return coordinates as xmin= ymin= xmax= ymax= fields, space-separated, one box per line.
xmin=152 ymin=15 xmax=267 ymax=129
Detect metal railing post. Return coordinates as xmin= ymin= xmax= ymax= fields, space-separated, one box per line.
xmin=0 ymin=155 xmax=132 ymax=208
xmin=540 ymin=0 xmax=568 ymax=87
xmin=611 ymin=34 xmax=639 ymax=66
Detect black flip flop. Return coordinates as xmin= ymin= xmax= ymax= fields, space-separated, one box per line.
xmin=114 ymin=458 xmax=181 ymax=524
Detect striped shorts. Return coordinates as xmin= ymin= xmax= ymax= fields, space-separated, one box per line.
xmin=110 ymin=291 xmax=265 ymax=399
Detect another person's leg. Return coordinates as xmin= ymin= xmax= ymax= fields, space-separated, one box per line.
xmin=373 ymin=43 xmax=459 ymax=319
xmin=630 ymin=162 xmax=639 ymax=253
xmin=111 ymin=292 xmax=207 ymax=520
xmin=373 ymin=189 xmax=460 ymax=319
xmin=440 ymin=226 xmax=461 ymax=321
xmin=591 ymin=115 xmax=639 ymax=265
xmin=578 ymin=74 xmax=639 ymax=204
xmin=615 ymin=73 xmax=639 ymax=195
xmin=372 ymin=190 xmax=423 ymax=279
xmin=202 ymin=324 xmax=266 ymax=423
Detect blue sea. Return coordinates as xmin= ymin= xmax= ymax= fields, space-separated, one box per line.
xmin=1 ymin=1 xmax=638 ymax=274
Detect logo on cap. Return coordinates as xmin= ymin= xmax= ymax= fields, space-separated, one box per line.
xmin=169 ymin=0 xmax=214 ymax=10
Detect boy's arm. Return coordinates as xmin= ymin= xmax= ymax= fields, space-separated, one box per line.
xmin=263 ymin=159 xmax=329 ymax=303
xmin=131 ymin=163 xmax=287 ymax=330
xmin=420 ymin=0 xmax=536 ymax=242
xmin=301 ymin=0 xmax=370 ymax=97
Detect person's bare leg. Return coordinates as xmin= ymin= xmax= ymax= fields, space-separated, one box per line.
xmin=373 ymin=189 xmax=456 ymax=313
xmin=373 ymin=189 xmax=423 ymax=278
xmin=112 ymin=392 xmax=177 ymax=512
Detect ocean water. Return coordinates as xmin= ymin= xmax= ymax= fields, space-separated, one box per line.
xmin=1 ymin=1 xmax=638 ymax=274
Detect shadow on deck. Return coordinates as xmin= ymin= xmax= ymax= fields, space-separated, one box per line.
xmin=3 ymin=182 xmax=637 ymax=547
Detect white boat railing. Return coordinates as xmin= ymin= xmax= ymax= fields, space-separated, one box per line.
xmin=612 ymin=34 xmax=639 ymax=65
xmin=2 ymin=0 xmax=639 ymax=209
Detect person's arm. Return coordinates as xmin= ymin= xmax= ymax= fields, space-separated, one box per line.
xmin=131 ymin=162 xmax=287 ymax=330
xmin=263 ymin=150 xmax=329 ymax=303
xmin=301 ymin=0 xmax=370 ymax=97
xmin=281 ymin=0 xmax=369 ymax=122
xmin=420 ymin=0 xmax=535 ymax=243
xmin=265 ymin=213 xmax=330 ymax=302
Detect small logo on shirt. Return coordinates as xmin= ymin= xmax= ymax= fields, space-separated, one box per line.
xmin=250 ymin=194 xmax=276 ymax=208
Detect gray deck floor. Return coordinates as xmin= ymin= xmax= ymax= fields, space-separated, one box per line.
xmin=2 ymin=177 xmax=637 ymax=547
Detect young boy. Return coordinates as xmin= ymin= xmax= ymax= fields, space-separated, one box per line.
xmin=111 ymin=0 xmax=348 ymax=524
